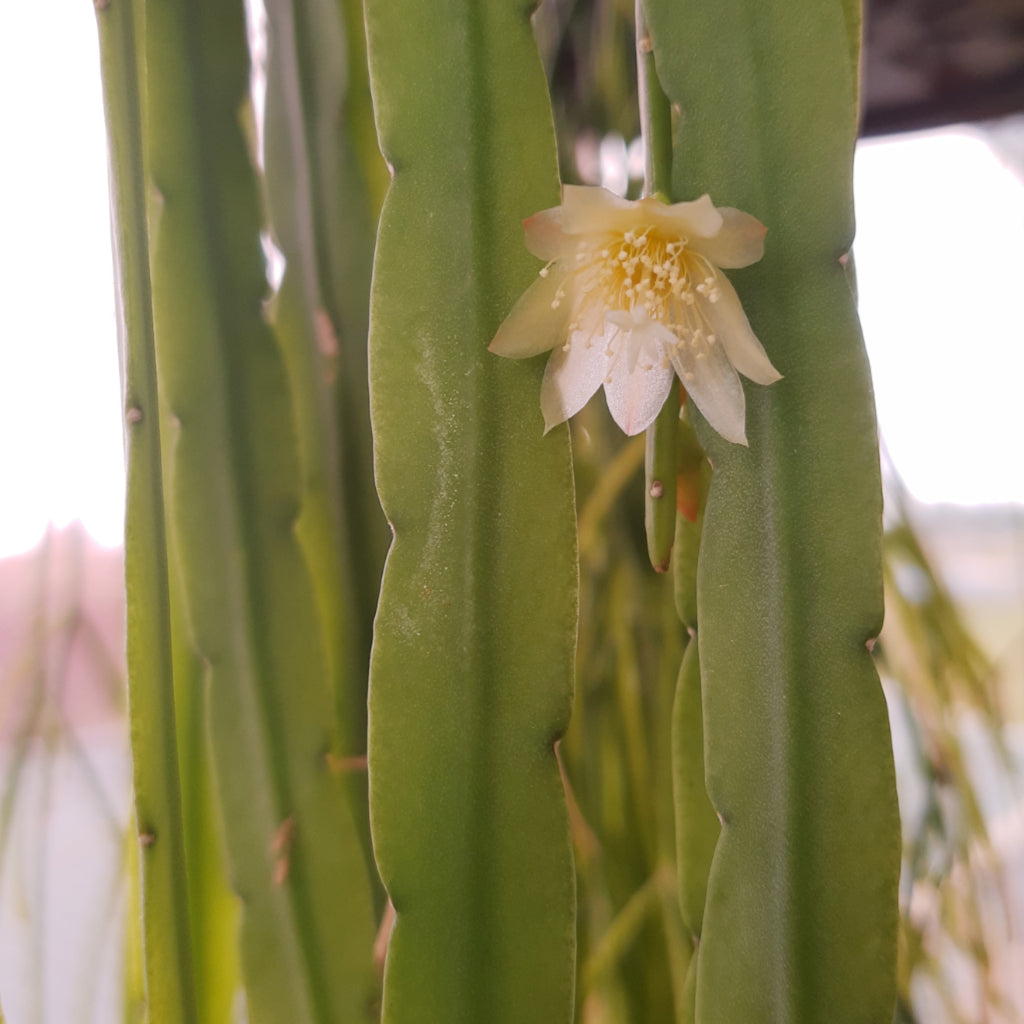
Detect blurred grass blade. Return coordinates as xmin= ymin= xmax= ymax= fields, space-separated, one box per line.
xmin=364 ymin=1 xmax=578 ymax=1020
xmin=581 ymin=870 xmax=664 ymax=992
xmin=94 ymin=0 xmax=198 ymax=1018
xmin=144 ymin=0 xmax=377 ymax=1017
xmin=643 ymin=0 xmax=901 ymax=1020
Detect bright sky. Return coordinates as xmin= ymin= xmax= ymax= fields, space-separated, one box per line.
xmin=0 ymin=0 xmax=122 ymax=557
xmin=854 ymin=125 xmax=1024 ymax=505
xmin=2 ymin=2 xmax=1023 ymax=559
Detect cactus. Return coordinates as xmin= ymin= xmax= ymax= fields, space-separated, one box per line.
xmin=94 ymin=0 xmax=197 ymax=1016
xmin=643 ymin=1 xmax=901 ymax=1019
xmin=363 ymin=2 xmax=577 ymax=1019
xmin=94 ymin=0 xmax=906 ymax=1020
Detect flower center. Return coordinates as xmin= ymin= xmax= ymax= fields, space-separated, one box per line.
xmin=570 ymin=226 xmax=719 ymax=323
xmin=542 ymin=226 xmax=726 ymax=370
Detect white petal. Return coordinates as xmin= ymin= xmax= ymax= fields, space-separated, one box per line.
xmin=671 ymin=339 xmax=748 ymax=445
xmin=523 ymin=207 xmax=566 ymax=261
xmin=692 ymin=208 xmax=766 ymax=268
xmin=605 ymin=309 xmax=635 ymax=331
xmin=603 ymin=356 xmax=675 ymax=436
xmin=540 ymin=332 xmax=611 ymax=432
xmin=489 ymin=267 xmax=571 ymax=359
xmin=605 ymin=307 xmax=677 ymax=344
xmin=703 ymin=275 xmax=781 ymax=385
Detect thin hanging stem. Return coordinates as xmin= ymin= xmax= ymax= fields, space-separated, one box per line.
xmin=636 ymin=0 xmax=673 ymax=200
xmin=636 ymin=0 xmax=680 ymax=568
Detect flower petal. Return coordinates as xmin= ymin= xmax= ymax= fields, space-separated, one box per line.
xmin=703 ymin=275 xmax=782 ymax=385
xmin=540 ymin=331 xmax=611 ymax=432
xmin=692 ymin=208 xmax=766 ymax=268
xmin=560 ymin=184 xmax=635 ymax=233
xmin=489 ymin=268 xmax=571 ymax=359
xmin=671 ymin=338 xmax=748 ymax=446
xmin=523 ymin=207 xmax=566 ymax=261
xmin=603 ymin=356 xmax=675 ymax=436
xmin=560 ymin=187 xmax=729 ymax=243
xmin=655 ymin=193 xmax=724 ymax=238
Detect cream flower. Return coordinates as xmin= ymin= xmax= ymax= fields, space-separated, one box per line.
xmin=489 ymin=185 xmax=781 ymax=444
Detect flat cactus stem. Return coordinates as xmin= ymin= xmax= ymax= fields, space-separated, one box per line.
xmin=643 ymin=0 xmax=901 ymax=1020
xmin=364 ymin=0 xmax=578 ymax=1020
xmin=261 ymin=0 xmax=385 ymax=907
xmin=142 ymin=0 xmax=377 ymax=1018
xmin=93 ymin=0 xmax=198 ymax=1017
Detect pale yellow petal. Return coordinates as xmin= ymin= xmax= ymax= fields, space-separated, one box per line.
xmin=523 ymin=207 xmax=566 ymax=261
xmin=703 ymin=275 xmax=782 ymax=385
xmin=693 ymin=208 xmax=766 ymax=268
xmin=540 ymin=331 xmax=611 ymax=432
xmin=560 ymin=185 xmax=636 ymax=234
xmin=560 ymin=187 xmax=727 ymax=242
xmin=654 ymin=194 xmax=723 ymax=238
xmin=670 ymin=339 xmax=748 ymax=446
xmin=489 ymin=268 xmax=571 ymax=359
